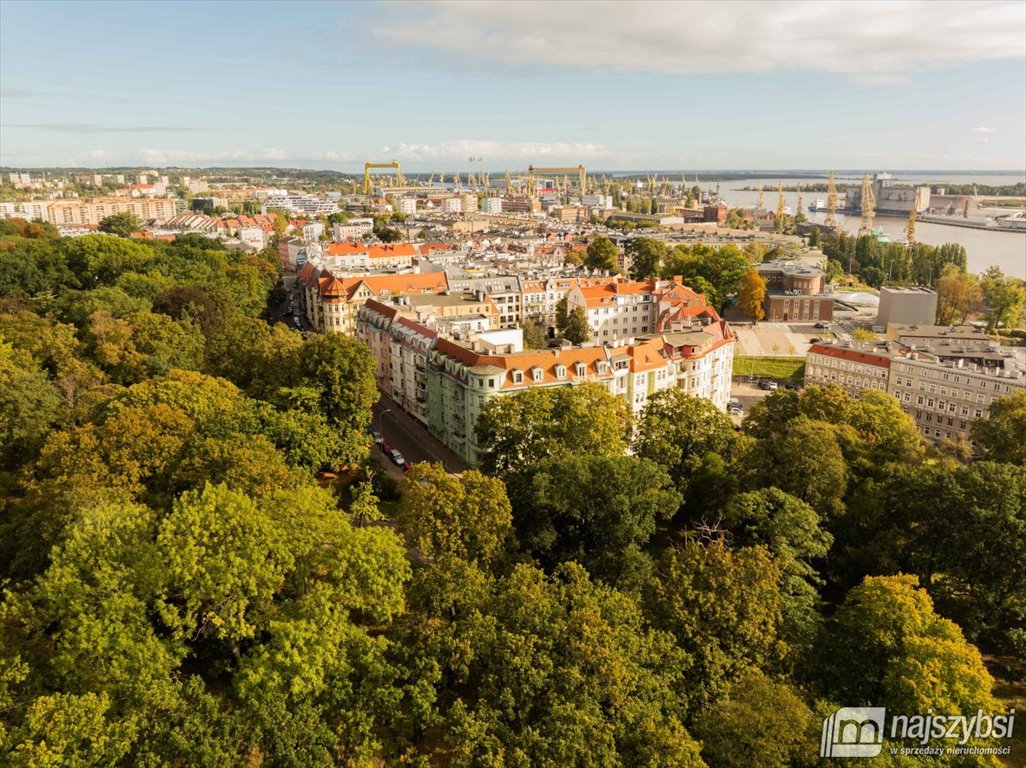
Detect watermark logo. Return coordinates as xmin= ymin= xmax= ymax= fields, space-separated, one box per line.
xmin=820 ymin=706 xmax=1016 ymax=759
xmin=821 ymin=707 xmax=886 ymax=758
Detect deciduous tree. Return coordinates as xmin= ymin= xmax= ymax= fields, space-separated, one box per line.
xmin=583 ymin=235 xmax=618 ymax=272
xmin=736 ymin=269 xmax=766 ymax=321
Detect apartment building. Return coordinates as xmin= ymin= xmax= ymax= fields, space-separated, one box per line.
xmin=520 ymin=275 xmax=618 ymax=329
xmin=263 ymin=192 xmax=339 ymax=216
xmin=332 ymin=219 xmax=374 ymax=241
xmin=891 ymin=356 xmax=1025 ymax=443
xmin=298 ymin=264 xmax=448 ymax=334
xmin=324 ymin=242 xmax=417 ymax=271
xmin=659 ymin=321 xmax=737 ymax=411
xmin=0 ymin=201 xmax=50 ymax=222
xmin=21 ymin=197 xmax=178 ymax=227
xmin=395 ymin=198 xmax=418 ymax=216
xmin=394 ymin=291 xmax=501 ymax=330
xmin=426 ymin=337 xmax=679 ymax=466
xmin=805 ymin=343 xmax=893 ymax=397
xmin=805 ymin=341 xmax=1026 ymax=443
xmin=565 ymin=276 xmax=714 ymax=345
xmin=446 ymin=273 xmax=523 ymax=327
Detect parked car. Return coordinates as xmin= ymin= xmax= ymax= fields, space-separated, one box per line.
xmin=760 ymin=380 xmax=778 ymax=391
xmin=728 ymin=397 xmax=742 ymax=409
xmin=381 ymin=440 xmax=393 ymax=454
xmin=728 ymin=405 xmax=744 ymax=417
xmin=370 ymin=430 xmax=384 ymax=445
xmin=814 ymin=321 xmax=830 ymax=329
xmin=388 ymin=449 xmax=406 ymax=467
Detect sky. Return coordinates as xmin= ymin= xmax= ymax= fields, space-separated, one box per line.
xmin=1 ymin=0 xmax=1025 ymax=172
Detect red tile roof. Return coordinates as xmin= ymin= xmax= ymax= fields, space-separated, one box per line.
xmin=809 ymin=343 xmax=891 ymax=367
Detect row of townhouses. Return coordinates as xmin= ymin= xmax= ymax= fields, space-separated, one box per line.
xmin=355 ymin=276 xmax=736 ymax=466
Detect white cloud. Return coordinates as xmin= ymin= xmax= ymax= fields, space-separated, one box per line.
xmin=365 ymin=0 xmax=1026 ymax=78
xmin=971 ymin=126 xmax=997 ymax=134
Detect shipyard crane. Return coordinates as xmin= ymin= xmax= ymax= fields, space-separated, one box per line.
xmin=905 ymin=188 xmax=921 ymax=249
xmin=527 ymin=165 xmax=587 ymax=198
xmin=776 ymin=181 xmax=785 ymax=233
xmin=757 ymin=184 xmax=764 ymax=214
xmin=453 ymin=170 xmax=461 ymax=188
xmin=825 ymin=171 xmax=838 ymax=228
xmin=363 ymin=161 xmax=404 ymax=195
xmin=795 ymin=183 xmax=803 ymax=220
xmin=858 ymin=172 xmax=875 ymax=235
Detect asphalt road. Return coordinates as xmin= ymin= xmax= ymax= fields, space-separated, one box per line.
xmin=270 ymin=274 xmax=312 ymax=332
xmin=372 ymin=396 xmax=469 ymax=479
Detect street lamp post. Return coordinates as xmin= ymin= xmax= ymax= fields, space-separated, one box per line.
xmin=378 ymin=408 xmax=392 ymax=436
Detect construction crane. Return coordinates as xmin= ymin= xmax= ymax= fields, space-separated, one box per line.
xmin=468 ymin=172 xmax=477 ymax=189
xmin=825 ymin=171 xmax=838 ymax=228
xmin=363 ymin=161 xmax=404 ymax=195
xmin=776 ymin=181 xmax=785 ymax=233
xmin=427 ymin=172 xmax=435 ymax=186
xmin=905 ymin=188 xmax=921 ymax=249
xmin=858 ymin=172 xmax=875 ymax=235
xmin=527 ymin=165 xmax=587 ymax=198
xmin=438 ymin=172 xmax=445 ymax=186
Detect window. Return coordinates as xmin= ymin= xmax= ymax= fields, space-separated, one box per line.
xmin=555 ymin=365 xmax=566 ymax=379
xmin=511 ymin=369 xmax=523 ymax=384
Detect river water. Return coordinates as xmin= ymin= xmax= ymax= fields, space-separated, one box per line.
xmin=713 ymin=175 xmax=1025 ymax=279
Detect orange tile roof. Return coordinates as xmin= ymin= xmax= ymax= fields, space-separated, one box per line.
xmin=325 ymin=242 xmax=419 ymax=258
xmin=626 ymin=338 xmax=667 ymax=373
xmin=809 ymin=344 xmax=891 ymax=368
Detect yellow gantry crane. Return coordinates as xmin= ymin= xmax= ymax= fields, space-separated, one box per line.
xmin=363 ymin=161 xmax=404 ymax=195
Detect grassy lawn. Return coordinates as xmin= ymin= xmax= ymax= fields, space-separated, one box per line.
xmin=733 ymin=355 xmax=806 ymax=381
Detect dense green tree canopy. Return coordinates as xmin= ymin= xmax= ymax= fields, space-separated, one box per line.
xmin=0 ymin=222 xmax=1020 ymax=765
xmin=583 ymin=235 xmax=619 ymax=272
xmin=510 ymin=453 xmax=681 ymax=584
xmin=475 ymin=382 xmax=629 ymax=476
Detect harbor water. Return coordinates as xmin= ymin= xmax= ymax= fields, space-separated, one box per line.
xmin=715 ymin=175 xmax=1025 ymax=279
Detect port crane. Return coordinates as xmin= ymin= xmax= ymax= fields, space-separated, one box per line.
xmin=527 ymin=165 xmax=587 ymax=198
xmin=824 ymin=171 xmax=838 ymax=228
xmin=776 ymin=181 xmax=785 ymax=233
xmin=905 ymin=187 xmax=922 ymax=248
xmin=363 ymin=161 xmax=404 ymax=195
xmin=858 ymin=173 xmax=875 ymax=235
